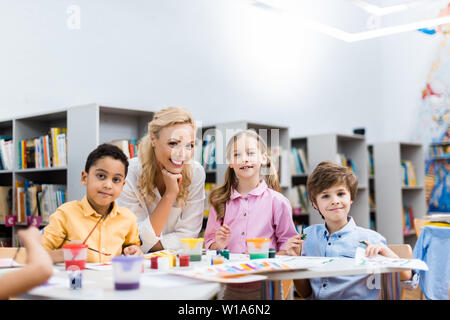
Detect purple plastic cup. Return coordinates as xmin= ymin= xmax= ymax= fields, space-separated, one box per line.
xmin=111 ymin=255 xmax=144 ymax=290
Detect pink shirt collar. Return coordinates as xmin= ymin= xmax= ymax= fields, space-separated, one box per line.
xmin=230 ymin=180 xmax=268 ymax=200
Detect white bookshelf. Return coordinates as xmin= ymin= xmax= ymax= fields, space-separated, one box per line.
xmin=373 ymin=142 xmax=426 ymax=245
xmin=306 ymin=133 xmax=370 ymax=228
xmin=0 ymin=104 xmax=155 ymax=245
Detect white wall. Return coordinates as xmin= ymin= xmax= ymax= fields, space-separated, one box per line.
xmin=0 ymin=0 xmax=444 ymax=143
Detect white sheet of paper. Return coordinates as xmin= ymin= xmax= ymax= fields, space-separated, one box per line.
xmin=139 ymin=272 xmax=208 ymax=288
xmin=354 ymin=247 xmax=428 ymax=270
xmin=85 ymin=262 xmax=113 ymax=271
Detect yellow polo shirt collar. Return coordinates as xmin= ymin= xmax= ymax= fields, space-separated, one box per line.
xmin=80 ymin=195 xmax=119 ymax=218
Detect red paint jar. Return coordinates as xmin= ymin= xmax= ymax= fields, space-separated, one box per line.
xmin=179 ymin=255 xmax=190 ymax=267
xmin=150 ymin=256 xmax=159 ymax=269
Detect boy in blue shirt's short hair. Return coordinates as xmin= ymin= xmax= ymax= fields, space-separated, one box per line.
xmin=286 ymin=161 xmax=414 ymax=299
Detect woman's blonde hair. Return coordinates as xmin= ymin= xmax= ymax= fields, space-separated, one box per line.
xmin=138 ymin=106 xmax=195 ymax=209
xmin=209 ymin=129 xmax=280 ymax=221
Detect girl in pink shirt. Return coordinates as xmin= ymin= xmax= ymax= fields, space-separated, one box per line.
xmin=204 ymin=129 xmax=297 ymax=299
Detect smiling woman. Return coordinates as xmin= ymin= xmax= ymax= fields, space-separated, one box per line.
xmin=116 ymin=107 xmax=206 ymax=253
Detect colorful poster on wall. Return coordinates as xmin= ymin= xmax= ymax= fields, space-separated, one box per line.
xmin=415 ymin=4 xmax=450 ymax=213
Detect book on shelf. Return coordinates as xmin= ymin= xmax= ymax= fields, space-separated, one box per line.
xmin=368 ymin=152 xmax=374 ymax=175
xmin=0 ymin=137 xmax=13 ymax=170
xmin=336 ymin=153 xmax=357 ymax=175
xmin=15 ymin=181 xmax=26 ymax=223
xmin=401 ymin=160 xmax=417 ymax=186
xmin=203 ymin=182 xmax=216 ymax=218
xmin=289 ymin=147 xmax=309 ymax=175
xmin=17 ymin=128 xmax=66 ymax=169
xmin=39 ymin=184 xmax=67 ymax=224
xmin=202 ymin=134 xmax=216 ymax=171
xmin=289 ymin=185 xmax=309 ymax=216
xmin=429 ymin=144 xmax=450 ymax=157
xmin=0 ymin=186 xmax=12 ymax=223
xmin=108 ymin=139 xmax=138 ymax=159
xmin=369 ymin=216 xmax=376 ymax=231
xmin=14 ymin=181 xmax=66 ymax=224
xmin=369 ymin=193 xmax=376 ymax=210
xmin=402 ymin=205 xmax=416 ymax=236
xmin=49 ymin=127 xmax=67 ymax=167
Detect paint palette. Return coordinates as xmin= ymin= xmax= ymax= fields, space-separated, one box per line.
xmin=169 ymin=258 xmax=302 ymax=283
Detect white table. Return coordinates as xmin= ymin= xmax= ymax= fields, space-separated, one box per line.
xmin=21 ymin=263 xmax=221 ymax=300
xmin=19 ymin=255 xmax=415 ymax=300
xmin=261 ymin=256 xmax=410 ymax=281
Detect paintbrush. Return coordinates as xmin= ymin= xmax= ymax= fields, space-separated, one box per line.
xmin=300 ymin=225 xmax=307 ymax=240
xmin=82 ymin=213 xmax=109 ymax=245
xmin=59 ymin=236 xmax=111 ymax=256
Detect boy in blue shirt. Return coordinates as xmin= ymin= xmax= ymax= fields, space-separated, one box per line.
xmin=286 ymin=161 xmax=414 ymax=299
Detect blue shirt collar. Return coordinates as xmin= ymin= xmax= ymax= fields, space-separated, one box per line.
xmin=323 ymin=216 xmax=356 ymax=238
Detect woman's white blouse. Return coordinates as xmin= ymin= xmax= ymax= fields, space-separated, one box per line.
xmin=117 ymin=157 xmax=206 ymax=253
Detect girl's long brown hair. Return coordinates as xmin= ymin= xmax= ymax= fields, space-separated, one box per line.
xmin=138 ymin=106 xmax=195 ymax=209
xmin=208 ymin=130 xmax=280 ymax=221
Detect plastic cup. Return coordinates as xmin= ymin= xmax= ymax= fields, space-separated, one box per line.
xmin=62 ymin=243 xmax=88 ymax=270
xmin=180 ymin=238 xmax=204 ymax=262
xmin=111 ymin=255 xmax=144 ymax=290
xmin=246 ymin=238 xmax=270 ymax=259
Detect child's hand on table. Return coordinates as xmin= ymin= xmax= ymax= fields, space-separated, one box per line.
xmin=123 ymin=245 xmax=144 ymax=256
xmin=363 ymin=241 xmax=398 ymax=259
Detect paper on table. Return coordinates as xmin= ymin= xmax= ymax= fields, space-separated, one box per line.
xmin=0 ymin=258 xmax=23 ymax=268
xmin=140 ymin=272 xmax=210 ymax=288
xmin=85 ymin=262 xmax=113 ymax=271
xmin=354 ymin=247 xmax=428 ymax=270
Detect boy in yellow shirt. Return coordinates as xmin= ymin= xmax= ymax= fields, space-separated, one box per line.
xmin=42 ymin=143 xmax=143 ymax=263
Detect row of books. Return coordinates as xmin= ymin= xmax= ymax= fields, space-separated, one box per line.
xmin=17 ymin=127 xmax=67 ymax=169
xmin=289 ymin=147 xmax=309 ymax=175
xmin=369 ymin=193 xmax=376 ymax=210
xmin=368 ymin=151 xmax=374 ymax=176
xmin=401 ymin=160 xmax=417 ymax=186
xmin=0 ymin=137 xmax=13 ymax=170
xmin=336 ymin=153 xmax=357 ymax=174
xmin=108 ymin=139 xmax=138 ymax=159
xmin=288 ymin=185 xmax=309 ymax=216
xmin=15 ymin=181 xmax=67 ymax=224
xmin=402 ymin=205 xmax=416 ymax=236
xmin=429 ymin=144 xmax=450 ymax=157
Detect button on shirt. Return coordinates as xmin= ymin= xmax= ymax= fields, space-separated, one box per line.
xmin=42 ymin=196 xmax=141 ymax=263
xmin=302 ymin=217 xmax=386 ymax=300
xmin=204 ymin=180 xmax=298 ymax=253
xmin=117 ymin=158 xmax=206 ymax=253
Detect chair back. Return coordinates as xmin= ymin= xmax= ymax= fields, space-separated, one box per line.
xmin=414 ymin=218 xmax=427 ymax=238
xmin=379 ymin=244 xmax=413 ymax=300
